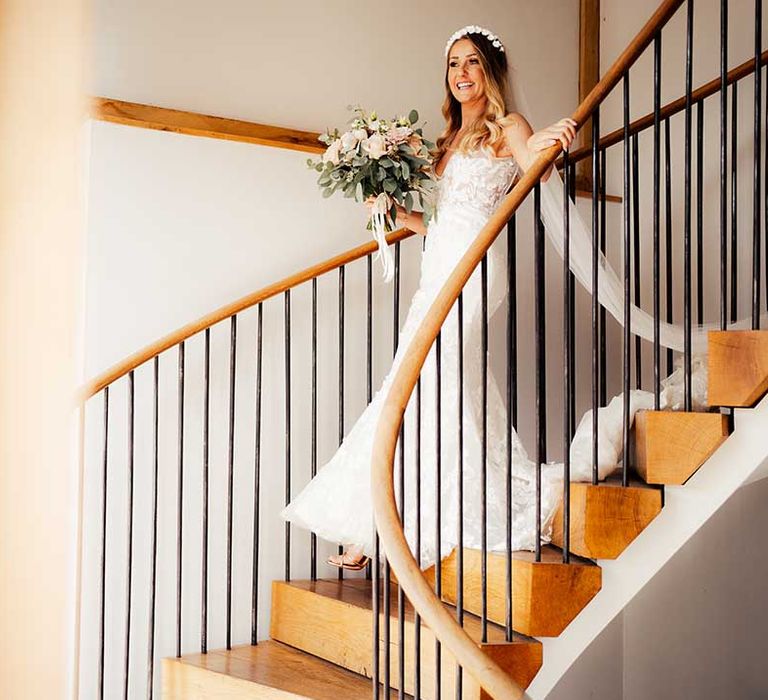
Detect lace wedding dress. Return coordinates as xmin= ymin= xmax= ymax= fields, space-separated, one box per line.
xmin=282 ymin=147 xmax=563 ymax=567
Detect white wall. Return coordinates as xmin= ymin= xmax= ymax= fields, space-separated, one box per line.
xmin=81 ymin=2 xmax=580 ymax=697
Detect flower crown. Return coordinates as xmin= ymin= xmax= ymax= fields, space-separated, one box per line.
xmin=444 ymin=25 xmax=506 ymax=57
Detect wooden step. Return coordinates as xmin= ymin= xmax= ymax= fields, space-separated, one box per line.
xmin=708 ymin=330 xmax=768 ymax=406
xmin=439 ymin=546 xmax=602 ymax=638
xmin=635 ymin=410 xmax=729 ymax=485
xmin=162 ymin=639 xmax=393 ymax=699
xmin=270 ymin=579 xmax=541 ymax=700
xmin=550 ymin=479 xmax=663 ymax=559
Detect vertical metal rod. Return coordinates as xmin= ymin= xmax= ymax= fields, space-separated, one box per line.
xmin=337 ymin=266 xmax=345 ymax=580
xmin=721 ymin=0 xmax=729 ymax=331
xmin=177 ymin=344 xmax=185 ymax=658
xmin=665 ymin=118 xmax=674 ymax=373
xmin=226 ymin=316 xmax=237 ymax=650
xmin=534 ymin=184 xmax=546 ymax=559
xmin=147 ymin=358 xmax=160 ymax=700
xmin=435 ymin=330 xmax=442 ymax=700
xmin=366 ymin=255 xmax=373 ymax=581
xmin=504 ymin=220 xmax=514 ymax=641
xmin=456 ymin=293 xmax=464 ymax=697
xmin=284 ymin=290 xmax=292 ymax=581
xmin=123 ymin=371 xmax=135 ymax=700
xmin=654 ymin=33 xmax=663 ymax=408
xmin=623 ymin=74 xmax=632 ymax=487
xmin=414 ymin=377 xmax=422 ymax=700
xmin=98 ymin=387 xmax=109 ymax=700
xmin=697 ymin=102 xmax=705 ymax=327
xmin=311 ymin=279 xmax=318 ymax=581
xmin=753 ymin=0 xmax=763 ymax=329
xmin=251 ymin=305 xmax=263 ymax=645
xmin=732 ymin=82 xmax=739 ymax=323
xmin=372 ymin=532 xmax=380 ymax=700
xmin=563 ymin=154 xmax=572 ymax=565
xmin=569 ymin=161 xmax=578 ymax=437
xmin=599 ymin=150 xmax=607 ymax=409
xmin=201 ymin=330 xmax=210 ymax=653
xmin=480 ymin=256 xmax=489 ymax=643
xmin=683 ymin=0 xmax=694 ymax=411
xmin=591 ymin=111 xmax=600 ymax=484
xmin=632 ymin=132 xmax=642 ymax=389
xmin=397 ymin=421 xmax=405 ymax=696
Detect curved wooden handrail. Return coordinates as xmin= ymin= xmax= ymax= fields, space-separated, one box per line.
xmin=370 ymin=1 xmax=685 ymax=698
xmin=82 ymin=227 xmax=416 ymax=399
xmin=561 ymin=49 xmax=768 ymax=167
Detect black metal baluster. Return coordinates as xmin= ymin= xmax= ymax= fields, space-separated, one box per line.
xmin=414 ymin=376 xmax=422 ymax=700
xmin=176 ymin=344 xmax=186 ymax=657
xmin=623 ymin=74 xmax=632 ymax=487
xmin=654 ymin=33 xmax=663 ymax=407
xmin=697 ymin=102 xmax=705 ymax=327
xmin=481 ymin=255 xmax=489 ymax=642
xmin=599 ymin=149 xmax=607 ymax=409
xmin=397 ymin=420 xmax=405 ymax=697
xmin=337 ymin=267 xmax=345 ymax=580
xmin=665 ymin=118 xmax=674 ymax=374
xmin=721 ymin=0 xmax=729 ymax=331
xmin=753 ymin=0 xmax=763 ymax=329
xmin=201 ymin=330 xmax=210 ymax=653
xmin=124 ymin=370 xmax=135 ymax=700
xmin=505 ymin=219 xmax=515 ymax=641
xmin=251 ymin=305 xmax=263 ymax=645
xmin=372 ymin=533 xmax=380 ymax=700
xmin=683 ymin=0 xmax=694 ymax=411
xmin=591 ymin=111 xmax=600 ymax=483
xmin=366 ymin=256 xmax=373 ymax=582
xmin=563 ymin=154 xmax=572 ymax=564
xmin=456 ymin=293 xmax=464 ymax=697
xmin=435 ymin=330 xmax=442 ymax=700
xmin=732 ymin=82 xmax=739 ymax=324
xmin=226 ymin=316 xmax=237 ymax=650
xmin=632 ymin=132 xmax=642 ymax=390
xmin=534 ymin=183 xmax=546 ymax=558
xmin=98 ymin=387 xmax=109 ymax=700
xmin=285 ymin=290 xmax=292 ymax=581
xmin=147 ymin=358 xmax=160 ymax=700
xmin=311 ymin=280 xmax=318 ymax=582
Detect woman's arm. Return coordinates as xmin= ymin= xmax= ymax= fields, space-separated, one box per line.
xmin=502 ymin=113 xmax=577 ymax=182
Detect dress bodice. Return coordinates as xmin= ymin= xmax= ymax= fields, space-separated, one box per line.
xmin=434 ymin=148 xmax=520 ymax=219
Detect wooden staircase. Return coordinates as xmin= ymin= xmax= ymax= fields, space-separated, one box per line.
xmin=160 ymin=331 xmax=768 ymax=698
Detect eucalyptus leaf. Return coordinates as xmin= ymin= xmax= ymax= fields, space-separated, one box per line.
xmin=383 ymin=178 xmax=396 ymax=193
xmin=405 ymin=191 xmax=414 ymax=214
xmin=408 ymin=109 xmax=419 ymax=124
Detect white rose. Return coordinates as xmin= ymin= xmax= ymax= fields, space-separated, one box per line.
xmin=340 ymin=131 xmax=359 ymax=152
xmin=352 ymin=128 xmax=368 ymax=142
xmin=322 ymin=139 xmax=342 ymax=165
xmin=362 ymin=133 xmax=388 ymax=159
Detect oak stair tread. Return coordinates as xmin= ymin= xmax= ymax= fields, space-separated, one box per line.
xmin=281 ymin=578 xmax=535 ymax=644
xmin=162 ymin=639 xmax=399 ymax=699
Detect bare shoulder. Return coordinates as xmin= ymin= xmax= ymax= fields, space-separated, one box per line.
xmin=501 ymin=112 xmax=533 ymax=138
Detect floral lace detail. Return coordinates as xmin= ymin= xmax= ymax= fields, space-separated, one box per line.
xmin=436 ymin=148 xmax=519 ymax=218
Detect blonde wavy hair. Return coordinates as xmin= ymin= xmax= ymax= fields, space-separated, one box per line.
xmin=435 ymin=32 xmax=515 ymax=164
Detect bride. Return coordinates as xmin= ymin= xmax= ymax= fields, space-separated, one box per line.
xmin=281 ymin=25 xmax=576 ymax=570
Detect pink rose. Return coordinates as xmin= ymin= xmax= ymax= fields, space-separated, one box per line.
xmin=362 ymin=133 xmax=388 ymax=159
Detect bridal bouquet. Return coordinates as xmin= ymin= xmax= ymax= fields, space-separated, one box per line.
xmin=308 ymin=106 xmax=435 ymax=281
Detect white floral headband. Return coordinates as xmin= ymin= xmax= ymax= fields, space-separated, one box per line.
xmin=444 ymin=25 xmax=506 ymax=57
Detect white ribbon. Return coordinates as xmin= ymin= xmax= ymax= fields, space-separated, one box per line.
xmin=370 ymin=192 xmax=395 ymax=282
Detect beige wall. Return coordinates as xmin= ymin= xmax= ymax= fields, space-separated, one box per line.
xmin=0 ymin=2 xmax=86 ymax=700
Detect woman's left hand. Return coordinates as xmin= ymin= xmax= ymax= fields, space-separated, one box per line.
xmin=527 ymin=118 xmax=578 ymax=153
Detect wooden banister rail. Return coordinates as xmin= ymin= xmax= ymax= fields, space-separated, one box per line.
xmin=82 ymin=228 xmax=415 ymax=399
xmin=370 ymin=1 xmax=685 ymax=698
xmin=561 ymin=49 xmax=768 ymax=167
xmin=92 ymin=97 xmax=325 ymax=154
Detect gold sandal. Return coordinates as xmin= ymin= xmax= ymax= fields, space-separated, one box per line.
xmin=327 ymin=550 xmax=370 ymax=571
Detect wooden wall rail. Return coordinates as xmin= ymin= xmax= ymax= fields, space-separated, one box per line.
xmin=82 ymin=228 xmax=415 ymax=399
xmin=562 ymin=49 xmax=768 ymax=167
xmin=91 ymin=97 xmax=325 ymax=154
xmin=370 ymin=1 xmax=685 ymax=698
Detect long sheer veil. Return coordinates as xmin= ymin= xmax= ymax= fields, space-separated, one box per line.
xmin=506 ymin=64 xmax=759 ymax=352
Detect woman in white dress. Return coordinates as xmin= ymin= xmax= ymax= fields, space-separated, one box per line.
xmin=281 ymin=25 xmax=576 ymax=570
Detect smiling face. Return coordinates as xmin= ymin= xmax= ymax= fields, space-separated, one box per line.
xmin=446 ymin=38 xmax=487 ymax=107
